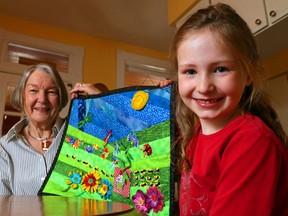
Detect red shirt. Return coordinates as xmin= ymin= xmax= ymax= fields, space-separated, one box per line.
xmin=179 ymin=113 xmax=288 ymax=216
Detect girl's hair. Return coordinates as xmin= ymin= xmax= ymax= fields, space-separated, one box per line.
xmin=170 ymin=3 xmax=288 ymax=169
xmin=11 ymin=63 xmax=68 ymax=112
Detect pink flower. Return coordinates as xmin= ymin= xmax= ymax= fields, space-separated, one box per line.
xmin=145 ymin=187 xmax=164 ymax=213
xmin=132 ymin=190 xmax=149 ymax=213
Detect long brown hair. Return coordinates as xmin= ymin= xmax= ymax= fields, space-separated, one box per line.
xmin=170 ymin=3 xmax=288 ymax=169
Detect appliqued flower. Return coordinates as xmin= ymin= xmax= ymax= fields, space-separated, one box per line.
xmin=132 ymin=190 xmax=149 ymax=213
xmin=98 ymin=179 xmax=113 ymax=200
xmin=145 ymin=186 xmax=164 ymax=213
xmin=63 ymin=171 xmax=82 ymax=192
xmin=66 ymin=171 xmax=83 ymax=189
xmin=81 ymin=171 xmax=101 ymax=193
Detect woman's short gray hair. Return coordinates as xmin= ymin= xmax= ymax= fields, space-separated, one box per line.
xmin=11 ymin=63 xmax=69 ymax=111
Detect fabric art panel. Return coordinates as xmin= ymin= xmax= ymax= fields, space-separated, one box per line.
xmin=39 ymin=84 xmax=176 ymax=215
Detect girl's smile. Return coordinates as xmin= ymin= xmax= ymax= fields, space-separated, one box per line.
xmin=194 ymin=97 xmax=223 ymax=107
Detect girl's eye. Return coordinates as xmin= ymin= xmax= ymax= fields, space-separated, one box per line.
xmin=215 ymin=67 xmax=228 ymax=73
xmin=185 ymin=69 xmax=197 ymax=75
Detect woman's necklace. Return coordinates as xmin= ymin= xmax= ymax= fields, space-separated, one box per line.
xmin=27 ymin=126 xmax=54 ymax=151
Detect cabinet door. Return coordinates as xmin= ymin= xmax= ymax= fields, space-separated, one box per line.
xmin=211 ymin=0 xmax=268 ymax=34
xmin=265 ymin=0 xmax=288 ymax=24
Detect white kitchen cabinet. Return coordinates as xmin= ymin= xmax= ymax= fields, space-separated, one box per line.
xmin=211 ymin=0 xmax=268 ymax=34
xmin=211 ymin=0 xmax=288 ymax=34
xmin=265 ymin=0 xmax=288 ymax=24
xmin=174 ymin=0 xmax=288 ymax=58
xmin=175 ymin=0 xmax=288 ymax=35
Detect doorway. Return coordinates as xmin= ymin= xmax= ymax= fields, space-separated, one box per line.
xmin=0 ymin=72 xmax=23 ymax=136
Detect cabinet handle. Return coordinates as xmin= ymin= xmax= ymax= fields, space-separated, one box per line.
xmin=269 ymin=10 xmax=277 ymax=17
xmin=255 ymin=19 xmax=262 ymax=25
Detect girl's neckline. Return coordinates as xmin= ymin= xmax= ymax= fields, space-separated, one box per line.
xmin=200 ymin=112 xmax=250 ymax=137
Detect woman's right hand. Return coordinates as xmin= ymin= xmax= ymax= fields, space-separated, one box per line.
xmin=70 ymin=83 xmax=102 ymax=99
xmin=157 ymin=80 xmax=174 ymax=88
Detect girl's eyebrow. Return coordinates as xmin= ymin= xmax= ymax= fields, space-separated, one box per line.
xmin=178 ymin=63 xmax=196 ymax=68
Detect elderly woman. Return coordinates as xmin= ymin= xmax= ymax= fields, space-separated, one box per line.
xmin=0 ymin=63 xmax=101 ymax=195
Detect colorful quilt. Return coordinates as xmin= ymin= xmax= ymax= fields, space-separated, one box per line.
xmin=39 ymin=84 xmax=176 ymax=215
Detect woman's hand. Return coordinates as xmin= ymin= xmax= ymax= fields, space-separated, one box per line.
xmin=70 ymin=83 xmax=102 ymax=99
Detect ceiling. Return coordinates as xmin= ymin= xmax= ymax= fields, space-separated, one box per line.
xmin=0 ymin=0 xmax=176 ymax=52
xmin=0 ymin=0 xmax=287 ymax=57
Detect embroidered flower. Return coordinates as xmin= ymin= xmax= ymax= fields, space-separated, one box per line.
xmin=65 ymin=136 xmax=73 ymax=143
xmin=145 ymin=186 xmax=164 ymax=213
xmin=98 ymin=179 xmax=113 ymax=200
xmin=81 ymin=171 xmax=101 ymax=193
xmin=93 ymin=144 xmax=99 ymax=150
xmin=66 ymin=171 xmax=83 ymax=189
xmin=72 ymin=139 xmax=82 ymax=149
xmin=101 ymin=147 xmax=109 ymax=159
xmin=132 ymin=190 xmax=149 ymax=213
xmin=85 ymin=144 xmax=94 ymax=153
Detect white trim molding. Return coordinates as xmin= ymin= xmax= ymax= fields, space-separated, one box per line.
xmin=0 ymin=28 xmax=84 ymax=82
xmin=116 ymin=50 xmax=172 ymax=88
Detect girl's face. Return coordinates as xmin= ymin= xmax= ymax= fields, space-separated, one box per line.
xmin=177 ymin=29 xmax=251 ymax=134
xmin=23 ymin=70 xmax=60 ymax=128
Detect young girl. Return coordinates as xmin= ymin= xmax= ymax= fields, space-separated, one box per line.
xmin=168 ymin=3 xmax=288 ymax=215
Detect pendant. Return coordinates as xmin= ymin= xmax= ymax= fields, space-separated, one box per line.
xmin=42 ymin=140 xmax=52 ymax=151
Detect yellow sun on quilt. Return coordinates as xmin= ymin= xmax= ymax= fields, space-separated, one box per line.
xmin=131 ymin=91 xmax=149 ymax=110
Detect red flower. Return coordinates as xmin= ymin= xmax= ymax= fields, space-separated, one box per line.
xmin=145 ymin=186 xmax=164 ymax=213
